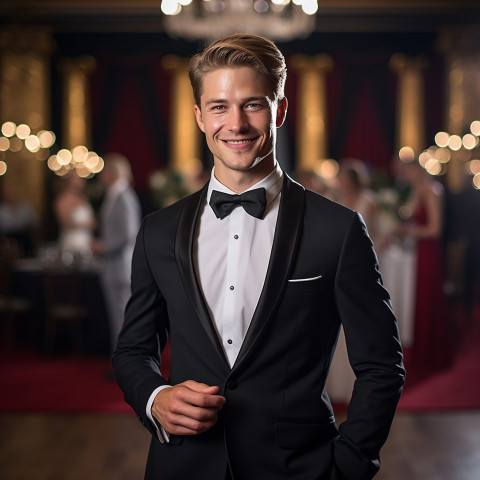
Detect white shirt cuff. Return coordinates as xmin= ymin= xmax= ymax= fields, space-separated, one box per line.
xmin=146 ymin=385 xmax=171 ymax=443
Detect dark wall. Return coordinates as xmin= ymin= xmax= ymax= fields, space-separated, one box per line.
xmin=50 ymin=31 xmax=445 ymax=192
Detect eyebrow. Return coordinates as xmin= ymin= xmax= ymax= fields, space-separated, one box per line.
xmin=204 ymin=96 xmax=267 ymax=106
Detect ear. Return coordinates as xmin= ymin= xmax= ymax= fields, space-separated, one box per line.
xmin=276 ymin=97 xmax=288 ymax=128
xmin=194 ymin=105 xmax=205 ymax=133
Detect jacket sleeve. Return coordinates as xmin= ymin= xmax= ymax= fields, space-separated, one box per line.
xmin=112 ymin=217 xmax=169 ymax=436
xmin=331 ymin=212 xmax=406 ymax=479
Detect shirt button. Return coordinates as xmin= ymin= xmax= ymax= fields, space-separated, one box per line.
xmin=230 ymin=285 xmax=234 ymax=290
xmin=234 ymin=235 xmax=239 ymax=239
xmin=227 ymin=339 xmax=233 ymax=345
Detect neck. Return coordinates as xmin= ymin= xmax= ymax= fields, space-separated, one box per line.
xmin=214 ymin=158 xmax=276 ymax=193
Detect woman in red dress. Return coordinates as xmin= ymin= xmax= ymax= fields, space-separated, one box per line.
xmin=397 ymin=159 xmax=453 ymax=372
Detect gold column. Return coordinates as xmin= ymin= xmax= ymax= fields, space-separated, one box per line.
xmin=58 ymin=56 xmax=96 ymax=150
xmin=162 ymin=55 xmax=201 ymax=176
xmin=390 ymin=54 xmax=427 ymax=157
xmin=290 ymin=54 xmax=333 ymax=172
xmin=439 ymin=28 xmax=480 ymax=192
xmin=0 ymin=26 xmax=55 ymax=233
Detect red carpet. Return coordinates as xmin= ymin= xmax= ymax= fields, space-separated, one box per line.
xmin=0 ymin=354 xmax=129 ymax=413
xmin=398 ymin=318 xmax=480 ymax=411
xmin=0 ymin=322 xmax=479 ymax=413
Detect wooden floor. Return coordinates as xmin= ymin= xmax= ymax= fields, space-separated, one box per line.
xmin=1 ymin=411 xmax=479 ymax=479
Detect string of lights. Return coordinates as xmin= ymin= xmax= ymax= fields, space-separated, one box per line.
xmin=2 ymin=118 xmax=480 ymax=190
xmin=0 ymin=121 xmax=103 ymax=178
xmin=398 ymin=120 xmax=480 ymax=190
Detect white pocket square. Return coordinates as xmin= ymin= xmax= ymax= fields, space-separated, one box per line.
xmin=288 ymin=275 xmax=323 ymax=283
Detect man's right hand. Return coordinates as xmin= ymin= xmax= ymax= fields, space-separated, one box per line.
xmin=152 ymin=380 xmax=226 ymax=436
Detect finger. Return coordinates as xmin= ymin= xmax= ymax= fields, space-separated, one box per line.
xmin=163 ymin=410 xmax=220 ymax=435
xmin=170 ymin=401 xmax=222 ymax=422
xmin=152 ymin=383 xmax=225 ymax=436
xmin=182 ymin=380 xmax=221 ymax=394
xmin=175 ymin=386 xmax=226 ymax=409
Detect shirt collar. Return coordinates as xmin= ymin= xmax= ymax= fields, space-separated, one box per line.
xmin=207 ymin=163 xmax=283 ymax=208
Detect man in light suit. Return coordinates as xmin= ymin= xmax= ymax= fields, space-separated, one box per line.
xmin=113 ymin=34 xmax=405 ymax=479
xmin=92 ymin=153 xmax=141 ymax=353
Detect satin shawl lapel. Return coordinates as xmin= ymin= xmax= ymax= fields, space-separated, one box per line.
xmin=175 ymin=185 xmax=230 ymax=368
xmin=233 ymin=175 xmax=305 ymax=370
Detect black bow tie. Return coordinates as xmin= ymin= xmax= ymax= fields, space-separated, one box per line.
xmin=209 ymin=188 xmax=267 ymax=219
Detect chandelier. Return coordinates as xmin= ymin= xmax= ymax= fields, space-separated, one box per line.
xmin=161 ymin=0 xmax=318 ymax=42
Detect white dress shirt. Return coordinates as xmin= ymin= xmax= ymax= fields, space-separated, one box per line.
xmin=147 ymin=164 xmax=283 ymax=441
xmin=195 ymin=164 xmax=283 ymax=366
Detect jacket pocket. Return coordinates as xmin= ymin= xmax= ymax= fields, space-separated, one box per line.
xmin=285 ymin=276 xmax=324 ymax=296
xmin=275 ymin=417 xmax=338 ymax=449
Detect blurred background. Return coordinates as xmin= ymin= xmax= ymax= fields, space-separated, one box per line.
xmin=1 ymin=1 xmax=480 ymax=479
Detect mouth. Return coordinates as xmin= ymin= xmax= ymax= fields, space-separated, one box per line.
xmin=223 ymin=138 xmax=256 ymax=145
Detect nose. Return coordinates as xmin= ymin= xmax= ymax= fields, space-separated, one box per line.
xmin=227 ymin=106 xmax=249 ymax=133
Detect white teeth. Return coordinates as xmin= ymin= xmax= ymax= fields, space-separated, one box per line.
xmin=226 ymin=139 xmax=252 ymax=144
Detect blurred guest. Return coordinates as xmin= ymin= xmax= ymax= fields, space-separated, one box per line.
xmin=396 ymin=158 xmax=453 ymax=371
xmin=0 ymin=184 xmax=38 ymax=257
xmin=443 ymin=173 xmax=480 ymax=327
xmin=91 ymin=153 xmax=141 ymax=353
xmin=328 ymin=160 xmax=383 ymax=402
xmin=294 ymin=169 xmax=335 ymax=199
xmin=336 ymin=159 xmax=379 ymax=246
xmin=54 ymin=173 xmax=95 ymax=258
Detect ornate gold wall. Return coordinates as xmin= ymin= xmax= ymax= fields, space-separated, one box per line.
xmin=0 ymin=26 xmax=55 ymax=238
xmin=440 ymin=28 xmax=480 ymax=192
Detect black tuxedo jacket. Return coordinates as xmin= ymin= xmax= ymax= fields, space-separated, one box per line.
xmin=113 ymin=174 xmax=405 ymax=480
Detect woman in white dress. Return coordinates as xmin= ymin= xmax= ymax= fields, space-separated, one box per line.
xmin=54 ymin=173 xmax=95 ymax=258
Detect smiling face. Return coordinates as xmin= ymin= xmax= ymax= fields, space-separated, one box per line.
xmin=194 ymin=66 xmax=287 ymax=192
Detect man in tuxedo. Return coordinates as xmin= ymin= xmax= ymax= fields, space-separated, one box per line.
xmin=113 ymin=34 xmax=405 ymax=480
xmin=92 ymin=153 xmax=141 ymax=353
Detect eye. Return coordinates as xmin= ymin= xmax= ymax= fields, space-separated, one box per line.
xmin=245 ymin=102 xmax=265 ymax=111
xmin=211 ymin=105 xmax=226 ymax=111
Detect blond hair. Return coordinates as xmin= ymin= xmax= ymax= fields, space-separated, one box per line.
xmin=188 ymin=33 xmax=287 ymax=106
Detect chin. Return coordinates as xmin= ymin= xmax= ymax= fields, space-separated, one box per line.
xmin=221 ymin=158 xmax=261 ymax=172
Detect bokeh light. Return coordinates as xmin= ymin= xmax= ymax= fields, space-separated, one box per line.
xmin=302 ymin=0 xmax=318 ymax=15
xmin=435 ymin=147 xmax=451 ymax=164
xmin=72 ymin=145 xmax=89 ymax=163
xmin=161 ymin=0 xmax=181 ymax=15
xmin=15 ymin=124 xmax=31 ymax=140
xmin=47 ymin=155 xmax=61 ymax=171
xmin=9 ymin=137 xmax=22 ymax=152
xmin=1 ymin=121 xmax=16 ymax=137
xmin=399 ymin=146 xmax=415 ymax=163
xmin=448 ymin=135 xmax=462 ymax=151
xmin=57 ymin=149 xmax=73 ymax=166
xmin=314 ymin=158 xmax=338 ymax=179
xmin=425 ymin=158 xmax=442 ymax=176
xmin=38 ymin=130 xmax=56 ymax=148
xmin=434 ymin=131 xmax=449 ymax=148
xmin=473 ymin=174 xmax=480 ymax=190
xmin=0 ymin=137 xmax=10 ymax=151
xmin=0 ymin=119 xmax=103 ymax=179
xmin=25 ymin=135 xmax=40 ymax=152
xmin=469 ymin=159 xmax=480 ymax=175
xmin=470 ymin=120 xmax=480 ymax=136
